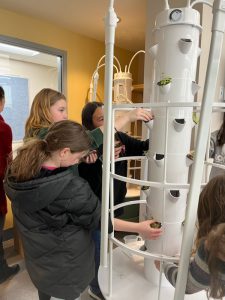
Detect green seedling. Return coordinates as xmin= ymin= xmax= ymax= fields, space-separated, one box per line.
xmin=150 ymin=221 xmax=162 ymax=229
xmin=157 ymin=75 xmax=172 ymax=86
xmin=141 ymin=186 xmax=149 ymax=191
xmin=186 ymin=150 xmax=195 ymax=161
xmin=192 ymin=112 xmax=200 ymax=125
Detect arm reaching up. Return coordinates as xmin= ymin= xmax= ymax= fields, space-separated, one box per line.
xmin=98 ymin=108 xmax=153 ymax=133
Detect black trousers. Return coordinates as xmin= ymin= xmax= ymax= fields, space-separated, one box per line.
xmin=38 ymin=290 xmax=81 ymax=300
xmin=38 ymin=290 xmax=51 ymax=300
xmin=0 ymin=213 xmax=7 ymax=270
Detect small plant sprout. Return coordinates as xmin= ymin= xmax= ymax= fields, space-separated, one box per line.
xmin=192 ymin=112 xmax=200 ymax=125
xmin=157 ymin=74 xmax=172 ymax=86
xmin=150 ymin=221 xmax=162 ymax=229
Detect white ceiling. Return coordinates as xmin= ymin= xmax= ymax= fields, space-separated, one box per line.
xmin=0 ymin=0 xmax=148 ymax=52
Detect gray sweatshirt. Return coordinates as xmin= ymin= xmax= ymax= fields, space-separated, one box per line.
xmin=163 ymin=240 xmax=225 ymax=294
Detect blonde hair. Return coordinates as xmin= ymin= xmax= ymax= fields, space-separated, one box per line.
xmin=25 ymin=88 xmax=66 ymax=139
xmin=10 ymin=120 xmax=91 ymax=181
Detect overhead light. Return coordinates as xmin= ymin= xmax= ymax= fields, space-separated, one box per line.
xmin=0 ymin=43 xmax=39 ymax=56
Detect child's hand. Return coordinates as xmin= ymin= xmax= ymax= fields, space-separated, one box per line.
xmin=154 ymin=260 xmax=161 ymax=271
xmin=137 ymin=219 xmax=163 ymax=240
xmin=127 ymin=108 xmax=154 ymax=123
xmin=82 ymin=150 xmax=98 ymax=164
xmin=114 ymin=142 xmax=123 ymax=159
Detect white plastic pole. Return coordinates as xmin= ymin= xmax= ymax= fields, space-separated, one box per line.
xmin=186 ymin=0 xmax=191 ymax=7
xmin=100 ymin=0 xmax=118 ymax=268
xmin=90 ymin=63 xmax=119 ymax=102
xmin=174 ymin=2 xmax=225 ymax=299
xmin=108 ymin=108 xmax=116 ymax=296
xmin=164 ymin=0 xmax=170 ymax=10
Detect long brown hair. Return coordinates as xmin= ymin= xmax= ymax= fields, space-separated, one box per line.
xmin=24 ymin=88 xmax=66 ymax=139
xmin=81 ymin=101 xmax=104 ymax=130
xmin=10 ymin=120 xmax=91 ymax=181
xmin=0 ymin=86 xmax=5 ymax=101
xmin=206 ymin=223 xmax=225 ymax=299
xmin=196 ymin=175 xmax=225 ymax=299
xmin=197 ymin=175 xmax=225 ymax=243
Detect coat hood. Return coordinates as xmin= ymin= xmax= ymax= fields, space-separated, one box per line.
xmin=4 ymin=169 xmax=74 ymax=213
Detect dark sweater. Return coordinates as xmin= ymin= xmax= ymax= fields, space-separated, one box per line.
xmin=79 ymin=132 xmax=149 ymax=217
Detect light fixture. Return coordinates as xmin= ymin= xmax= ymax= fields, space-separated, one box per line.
xmin=0 ymin=43 xmax=39 ymax=56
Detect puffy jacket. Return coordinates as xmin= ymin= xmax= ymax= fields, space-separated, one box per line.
xmin=4 ymin=167 xmax=101 ymax=299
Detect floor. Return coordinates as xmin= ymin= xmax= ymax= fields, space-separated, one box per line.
xmin=0 ymin=233 xmax=128 ymax=300
xmin=0 ymin=242 xmax=92 ymax=300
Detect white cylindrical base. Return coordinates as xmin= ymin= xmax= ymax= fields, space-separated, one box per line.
xmin=98 ymin=247 xmax=208 ymax=300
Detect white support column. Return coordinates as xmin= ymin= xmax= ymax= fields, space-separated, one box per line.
xmin=174 ymin=1 xmax=225 ymax=299
xmin=100 ymin=0 xmax=118 ymax=269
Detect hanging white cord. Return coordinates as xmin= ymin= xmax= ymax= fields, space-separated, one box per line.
xmin=191 ymin=0 xmax=213 ymax=7
xmin=127 ymin=50 xmax=145 ymax=73
xmin=89 ymin=63 xmax=119 ymax=102
xmin=92 ymin=63 xmax=119 ymax=82
xmin=113 ymin=56 xmax=122 ymax=72
xmin=97 ymin=54 xmax=122 ymax=72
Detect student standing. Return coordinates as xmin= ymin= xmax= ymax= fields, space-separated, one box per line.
xmin=25 ymin=91 xmax=158 ymax=300
xmin=5 ymin=120 xmax=102 ymax=300
xmin=0 ymin=86 xmax=20 ymax=284
xmin=155 ymin=175 xmax=225 ymax=299
xmin=5 ymin=120 xmax=161 ymax=300
xmin=79 ymin=101 xmax=160 ymax=300
xmin=24 ymin=88 xmax=151 ymax=158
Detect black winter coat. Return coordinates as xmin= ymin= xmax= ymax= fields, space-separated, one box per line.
xmin=78 ymin=132 xmax=149 ymax=217
xmin=4 ymin=167 xmax=101 ymax=300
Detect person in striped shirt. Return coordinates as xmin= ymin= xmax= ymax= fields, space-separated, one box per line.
xmin=155 ymin=175 xmax=225 ymax=299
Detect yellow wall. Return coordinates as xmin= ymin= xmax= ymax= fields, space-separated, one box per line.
xmin=0 ymin=8 xmax=137 ymax=123
xmin=0 ymin=7 xmax=139 ymax=229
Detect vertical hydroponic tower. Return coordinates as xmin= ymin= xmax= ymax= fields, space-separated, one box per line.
xmin=144 ymin=7 xmax=201 ymax=284
xmin=99 ymin=1 xmax=225 ymax=299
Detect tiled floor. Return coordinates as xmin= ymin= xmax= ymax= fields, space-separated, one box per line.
xmin=0 ymin=244 xmax=92 ymax=300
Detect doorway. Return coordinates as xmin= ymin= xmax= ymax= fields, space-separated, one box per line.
xmin=0 ymin=35 xmax=67 ymax=144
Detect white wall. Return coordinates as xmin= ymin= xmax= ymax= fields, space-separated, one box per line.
xmin=198 ymin=4 xmax=225 ymax=131
xmin=0 ymin=56 xmax=58 ymax=150
xmin=0 ymin=56 xmax=58 ymax=109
